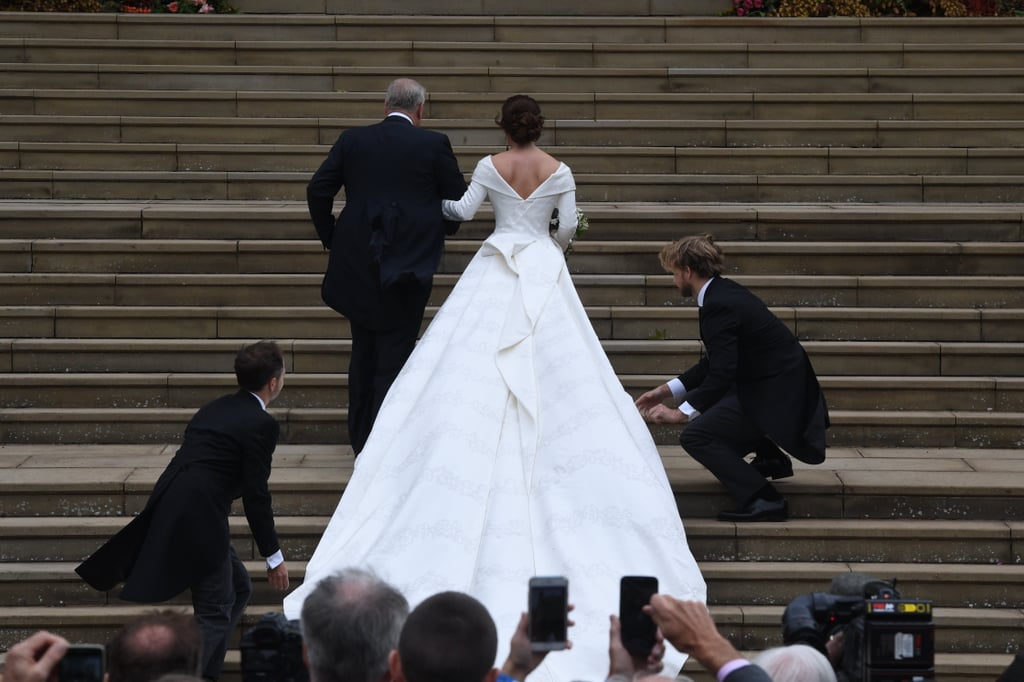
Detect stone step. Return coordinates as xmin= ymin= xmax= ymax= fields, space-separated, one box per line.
xmin=2 ymin=12 xmax=1023 ymax=44
xmin=3 ymin=62 xmax=1024 ymax=94
xmin=5 ymin=38 xmax=1024 ymax=70
xmin=1 ymin=508 xmax=1020 ymax=567
xmin=2 ymin=271 xmax=1022 ymax=309
xmin=5 ymin=142 xmax=1024 ymax=178
xmin=4 ymin=89 xmax=1022 ymax=121
xmin=5 ymin=168 xmax=1024 ymax=203
xmin=2 ymin=372 xmax=1020 ymax=413
xmin=0 ymin=201 xmax=1016 ymax=245
xmin=2 ymin=303 xmax=1020 ymax=343
xmin=1 ymin=200 xmax=1021 ymax=243
xmin=6 ymin=115 xmax=1024 ymax=149
xmin=5 ymin=238 xmax=1024 ymax=278
xmin=2 ymin=336 xmax=1023 ymax=377
xmin=2 ymin=444 xmax=1022 ymax=518
xmin=0 ymin=405 xmax=1021 ymax=448
xmin=1 ymin=558 xmax=1021 ymax=610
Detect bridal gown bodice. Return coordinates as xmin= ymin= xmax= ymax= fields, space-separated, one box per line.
xmin=283 ymin=156 xmax=706 ymax=682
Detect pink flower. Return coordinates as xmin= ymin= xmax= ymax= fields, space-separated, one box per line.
xmin=754 ymin=0 xmax=763 ymax=6
xmin=736 ymin=6 xmax=746 ymax=14
xmin=198 ymin=2 xmax=213 ymax=10
xmin=167 ymin=0 xmax=178 ymax=9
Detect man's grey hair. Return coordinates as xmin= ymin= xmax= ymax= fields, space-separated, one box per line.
xmin=753 ymin=644 xmax=838 ymax=682
xmin=300 ymin=568 xmax=410 ymax=682
xmin=385 ymin=78 xmax=426 ymax=113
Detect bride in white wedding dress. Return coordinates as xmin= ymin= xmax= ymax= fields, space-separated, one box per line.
xmin=283 ymin=95 xmax=705 ymax=681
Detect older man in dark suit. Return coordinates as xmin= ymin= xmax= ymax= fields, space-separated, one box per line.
xmin=76 ymin=340 xmax=290 ymax=681
xmin=307 ymin=77 xmax=468 ymax=455
xmin=637 ymin=234 xmax=829 ymax=522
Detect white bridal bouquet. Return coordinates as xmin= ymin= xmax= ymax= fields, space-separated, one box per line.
xmin=550 ymin=207 xmax=589 ymax=257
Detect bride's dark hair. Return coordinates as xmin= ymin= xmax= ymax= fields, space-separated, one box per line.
xmin=496 ymin=94 xmax=544 ymax=145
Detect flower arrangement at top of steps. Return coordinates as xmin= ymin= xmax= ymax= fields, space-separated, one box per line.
xmin=728 ymin=0 xmax=1024 ymax=15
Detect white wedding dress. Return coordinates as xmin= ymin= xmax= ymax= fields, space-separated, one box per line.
xmin=283 ymin=156 xmax=706 ymax=681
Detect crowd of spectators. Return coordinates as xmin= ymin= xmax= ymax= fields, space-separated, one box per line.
xmin=4 ymin=568 xmax=1021 ymax=682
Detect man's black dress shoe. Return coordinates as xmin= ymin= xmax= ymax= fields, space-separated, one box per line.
xmin=750 ymin=452 xmax=793 ymax=480
xmin=717 ymin=497 xmax=789 ymax=522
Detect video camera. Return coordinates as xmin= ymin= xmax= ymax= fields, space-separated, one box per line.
xmin=781 ymin=574 xmax=934 ymax=682
xmin=240 ymin=612 xmax=308 ymax=682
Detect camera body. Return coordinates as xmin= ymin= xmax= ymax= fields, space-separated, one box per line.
xmin=240 ymin=612 xmax=308 ymax=682
xmin=782 ymin=577 xmax=934 ymax=682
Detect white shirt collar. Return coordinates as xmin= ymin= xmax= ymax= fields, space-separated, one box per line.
xmin=387 ymin=111 xmax=414 ymax=125
xmin=249 ymin=392 xmax=267 ymax=411
xmin=697 ymin=277 xmax=714 ymax=307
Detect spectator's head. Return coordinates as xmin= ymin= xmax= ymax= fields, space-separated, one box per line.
xmin=390 ymin=591 xmax=498 ymax=682
xmin=300 ymin=568 xmax=409 ymax=682
xmin=234 ymin=340 xmax=285 ymax=399
xmin=754 ymin=644 xmax=838 ymax=682
xmin=659 ymin=233 xmax=725 ymax=280
xmin=106 ymin=610 xmax=202 ymax=682
xmin=496 ymin=95 xmax=544 ymax=146
xmin=385 ymin=79 xmax=427 ymax=124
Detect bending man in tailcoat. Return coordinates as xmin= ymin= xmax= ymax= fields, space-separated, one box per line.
xmin=637 ymin=234 xmax=829 ymax=522
xmin=76 ymin=340 xmax=290 ymax=681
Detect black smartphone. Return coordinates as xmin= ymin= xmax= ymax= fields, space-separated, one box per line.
xmin=619 ymin=575 xmax=659 ymax=656
xmin=58 ymin=643 xmax=105 ymax=682
xmin=528 ymin=576 xmax=569 ymax=651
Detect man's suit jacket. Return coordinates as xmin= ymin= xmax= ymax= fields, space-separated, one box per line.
xmin=725 ymin=663 xmax=774 ymax=682
xmin=678 ymin=277 xmax=829 ymax=464
xmin=308 ymin=115 xmax=467 ymax=331
xmin=76 ymin=390 xmax=281 ymax=603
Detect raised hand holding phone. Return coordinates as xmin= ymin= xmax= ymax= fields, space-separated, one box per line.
xmin=619 ymin=576 xmax=659 ymax=656
xmin=528 ymin=576 xmax=569 ymax=652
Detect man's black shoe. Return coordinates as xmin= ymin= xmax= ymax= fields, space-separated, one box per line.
xmin=717 ymin=497 xmax=789 ymax=522
xmin=750 ymin=453 xmax=793 ymax=480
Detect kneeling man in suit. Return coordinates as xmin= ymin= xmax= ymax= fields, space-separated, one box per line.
xmin=76 ymin=340 xmax=290 ymax=680
xmin=637 ymin=234 xmax=829 ymax=522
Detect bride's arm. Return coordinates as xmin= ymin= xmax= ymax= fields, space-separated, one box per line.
xmin=552 ymin=189 xmax=578 ymax=250
xmin=442 ymin=162 xmax=488 ymax=221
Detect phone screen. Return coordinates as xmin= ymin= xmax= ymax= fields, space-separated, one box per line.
xmin=620 ymin=576 xmax=659 ymax=656
xmin=528 ymin=579 xmax=568 ymax=648
xmin=58 ymin=645 xmax=105 ymax=682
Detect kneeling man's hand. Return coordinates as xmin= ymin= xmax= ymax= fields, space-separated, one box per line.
xmin=642 ymin=404 xmax=687 ymax=425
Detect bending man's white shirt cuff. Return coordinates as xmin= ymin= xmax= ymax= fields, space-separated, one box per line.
xmin=666 ymin=378 xmax=700 ymax=418
xmin=266 ymin=550 xmax=284 ymax=570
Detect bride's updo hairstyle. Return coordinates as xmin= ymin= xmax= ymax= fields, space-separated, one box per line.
xmin=497 ymin=94 xmax=544 ymax=145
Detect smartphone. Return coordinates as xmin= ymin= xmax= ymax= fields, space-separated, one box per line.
xmin=58 ymin=643 xmax=105 ymax=682
xmin=528 ymin=576 xmax=569 ymax=651
xmin=619 ymin=575 xmax=659 ymax=656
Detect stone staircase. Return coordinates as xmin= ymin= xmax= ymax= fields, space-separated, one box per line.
xmin=1 ymin=4 xmax=1022 ymax=681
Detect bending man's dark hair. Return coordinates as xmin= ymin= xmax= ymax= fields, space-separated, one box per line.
xmin=397 ymin=591 xmax=498 ymax=682
xmin=234 ymin=340 xmax=284 ymax=392
xmin=106 ymin=610 xmax=202 ymax=682
xmin=300 ymin=568 xmax=409 ymax=682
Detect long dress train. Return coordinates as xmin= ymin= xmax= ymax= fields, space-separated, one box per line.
xmin=283 ymin=156 xmax=706 ymax=682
